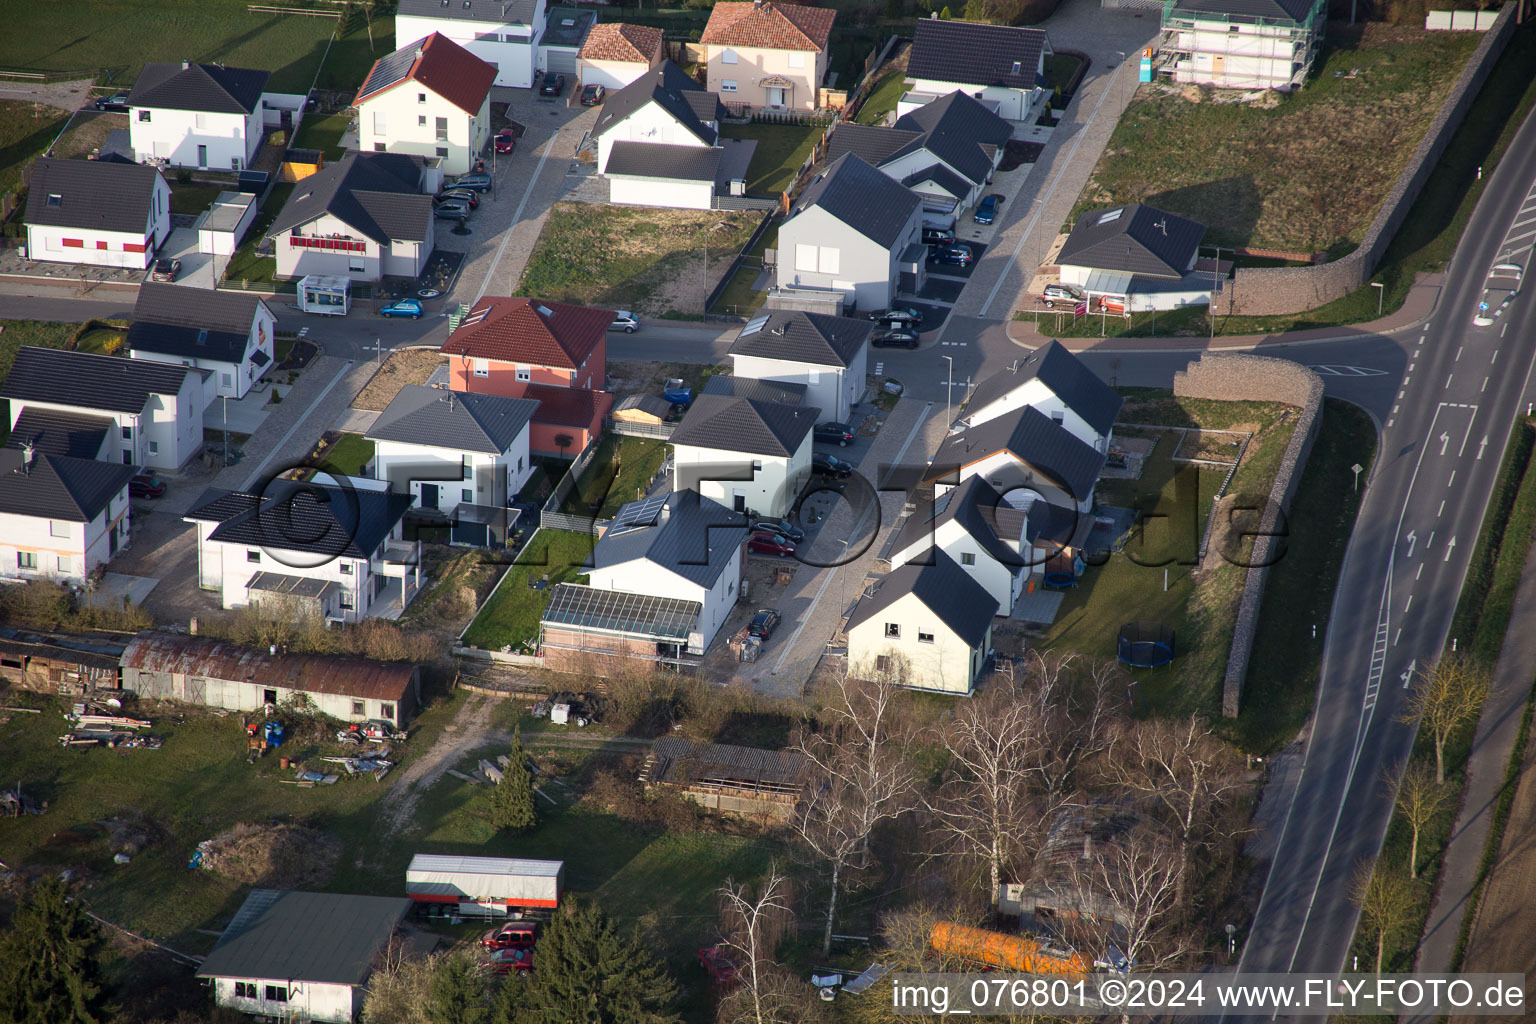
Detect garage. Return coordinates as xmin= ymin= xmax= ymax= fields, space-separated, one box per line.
xmin=538 ymin=7 xmax=594 ymax=77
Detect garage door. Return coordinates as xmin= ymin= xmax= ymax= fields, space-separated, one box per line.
xmin=542 ymin=46 xmax=578 ymax=76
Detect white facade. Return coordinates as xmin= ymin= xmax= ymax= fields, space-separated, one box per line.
xmin=672 ymin=434 xmax=811 ymax=518
xmin=371 ymin=429 xmax=533 ymax=518
xmin=608 ymin=174 xmax=714 ymax=210
xmin=1167 ymin=22 xmax=1311 ymax=89
xmin=197 ymin=192 xmax=258 ymax=257
xmin=589 ymin=543 xmax=743 ymax=651
xmin=396 ymin=8 xmax=547 ymax=89
xmin=731 ymin=347 xmax=867 ymax=425
xmin=8 ymin=389 xmax=203 ymax=473
xmin=275 ymin=210 xmax=433 ymax=283
xmin=847 ymin=590 xmax=992 ymax=695
xmin=965 ymin=377 xmax=1111 ymax=451
xmin=888 ymin=519 xmax=1034 ymax=615
xmin=25 ymin=176 xmax=170 ymax=270
xmin=130 ymin=302 xmax=275 ymax=404
xmin=937 ymin=450 xmax=1090 ymax=515
xmin=776 ymin=203 xmax=923 ymax=315
xmin=579 ymin=56 xmax=659 ymax=91
xmin=906 ymin=78 xmax=1042 ymax=122
xmin=129 ymin=104 xmax=262 ymax=169
xmin=597 ymin=102 xmax=713 ymax=172
xmin=211 ymin=977 xmax=358 ymax=1024
xmin=0 ymin=493 xmax=131 ymax=585
xmin=357 ymin=88 xmax=490 ymax=177
xmin=878 ymin=146 xmax=993 ymax=210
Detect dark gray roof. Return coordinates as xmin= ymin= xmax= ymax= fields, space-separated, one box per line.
xmin=268 ymin=152 xmax=431 ymax=245
xmin=615 ymin=393 xmax=674 ymax=419
xmin=892 ymin=476 xmax=1028 ymax=569
xmin=789 ymin=152 xmax=920 ymax=249
xmin=592 ymin=490 xmax=748 ymax=588
xmin=1172 ymin=0 xmax=1318 ymax=22
xmin=1057 ymin=203 xmax=1207 ymax=280
xmin=6 ymin=408 xmax=112 ymax=460
xmin=847 ymin=548 xmax=998 ymax=647
xmin=24 ymin=158 xmax=163 ymax=234
xmin=964 ymin=341 xmax=1123 ymax=439
xmin=128 ymin=283 xmax=263 ymax=363
xmin=0 ymin=447 xmax=137 ymax=523
xmin=902 ymin=163 xmax=971 ymax=200
xmin=191 ymin=484 xmax=413 ymax=561
xmin=729 ymin=309 xmax=871 ymax=369
xmin=701 ymin=375 xmax=806 ymax=405
xmin=642 ymin=736 xmax=805 ymax=791
xmin=826 ymin=122 xmax=919 ymax=168
xmin=593 ymin=62 xmax=721 ymax=146
xmin=542 ymin=7 xmax=596 ymax=47
xmin=670 ymin=393 xmax=818 ymax=458
xmin=197 ymin=889 xmax=410 ymax=987
xmin=908 ymin=19 xmax=1050 ymax=91
xmin=397 ymin=0 xmax=541 ymax=24
xmin=893 ymin=91 xmax=1012 ymax=187
xmin=367 ymin=385 xmax=539 ymax=454
xmin=0 ymin=347 xmax=194 ymax=414
xmin=927 ymin=404 xmax=1106 ymax=502
xmin=129 ymin=62 xmax=269 ymax=115
xmin=604 ymin=141 xmax=722 ymax=182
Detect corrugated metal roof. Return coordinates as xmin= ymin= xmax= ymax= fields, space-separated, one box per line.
xmin=407 ymin=854 xmax=563 ymax=876
xmin=642 ymin=736 xmax=806 ymax=788
xmin=120 ymin=633 xmax=417 ymax=701
xmin=197 ymin=890 xmax=410 ymax=986
xmin=0 ymin=626 xmax=127 ymax=670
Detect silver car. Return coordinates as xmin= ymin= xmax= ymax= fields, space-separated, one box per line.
xmin=608 ymin=311 xmax=639 ymax=333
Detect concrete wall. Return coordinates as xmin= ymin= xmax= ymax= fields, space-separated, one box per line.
xmin=1173 ymin=354 xmax=1323 ymax=717
xmin=1224 ymin=5 xmax=1516 ymax=316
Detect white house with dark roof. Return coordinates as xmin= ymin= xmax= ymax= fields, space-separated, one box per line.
xmin=1160 ymin=0 xmax=1327 ymax=90
xmin=925 ymin=404 xmax=1106 ymax=515
xmin=395 ymin=0 xmax=549 ymax=89
xmin=0 ymin=347 xmax=204 ymax=472
xmin=960 ymin=340 xmax=1123 ymax=451
xmin=1055 ymin=204 xmax=1216 ymax=312
xmin=197 ymin=889 xmax=411 ymax=1023
xmin=128 ymin=284 xmax=276 ymax=403
xmin=902 ymin=18 xmax=1052 ymax=121
xmin=775 ymin=153 xmax=925 ymax=314
xmin=578 ymin=23 xmax=666 ymax=90
xmin=0 ymin=446 xmax=138 ymax=584
xmin=670 ymin=392 xmax=818 ymax=517
xmin=728 ymin=309 xmax=871 ymax=423
xmin=23 ymin=158 xmax=170 ymax=269
xmin=267 ymin=152 xmax=435 ymax=283
xmin=354 ymin=32 xmax=496 ymax=176
xmin=887 ymin=477 xmax=1039 ymax=613
xmin=847 ymin=549 xmax=998 ymax=694
xmin=128 ymin=61 xmax=270 ymax=169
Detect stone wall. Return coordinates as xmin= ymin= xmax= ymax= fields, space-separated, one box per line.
xmin=1224 ymin=5 xmax=1517 ymax=316
xmin=1173 ymin=354 xmax=1325 ymax=717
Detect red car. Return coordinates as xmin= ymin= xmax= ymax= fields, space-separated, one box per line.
xmin=494 ymin=128 xmax=516 ymax=154
xmin=698 ymin=946 xmax=738 ymax=985
xmin=481 ymin=947 xmax=534 ymax=975
xmin=480 ymin=923 xmax=537 ymax=951
xmin=130 ymin=474 xmax=166 ymax=499
xmin=748 ymin=534 xmax=795 ymax=557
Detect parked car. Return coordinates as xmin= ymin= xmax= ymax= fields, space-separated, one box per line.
xmin=814 ymin=421 xmax=855 ymax=447
xmin=750 ymin=517 xmax=804 ymax=542
xmin=921 ymin=226 xmax=956 ymax=246
xmin=539 ymin=72 xmax=566 ymax=96
xmin=748 ymin=534 xmax=796 ymax=557
xmin=94 ymin=93 xmax=129 ymax=112
xmin=867 ymin=306 xmax=923 ymax=325
xmin=450 ymin=172 xmax=493 ymax=192
xmin=147 ymin=257 xmax=180 ymax=283
xmin=580 ymin=83 xmax=605 ymax=106
xmin=812 ymin=453 xmax=853 ymax=478
xmin=699 ymin=946 xmax=738 ymax=985
xmin=1041 ymin=282 xmax=1085 ymax=307
xmin=481 ymin=947 xmax=534 ymax=975
xmin=129 ymin=474 xmax=166 ymax=499
xmin=434 ymin=199 xmax=471 ymax=222
xmin=871 ymin=328 xmax=920 ymax=349
xmin=748 ymin=608 xmax=781 ymax=639
xmin=380 ymin=298 xmax=425 ymax=320
xmin=930 ymin=244 xmax=974 ymax=268
xmin=494 ymin=128 xmax=516 ymax=154
xmin=435 ymin=188 xmax=479 ymax=209
xmin=481 ymin=923 xmax=537 ymax=951
xmin=609 ymin=311 xmax=640 ymax=333
xmin=973 ymin=194 xmax=1003 ymax=224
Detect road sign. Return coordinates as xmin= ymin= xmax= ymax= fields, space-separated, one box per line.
xmin=1073 ymin=300 xmax=1088 ymax=320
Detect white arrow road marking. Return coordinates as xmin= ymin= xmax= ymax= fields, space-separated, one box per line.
xmin=1401 ymin=659 xmax=1417 ymax=689
xmin=1439 ymin=432 xmax=1450 ymax=456
xmin=1445 ymin=536 xmax=1457 ymax=562
xmin=1405 ymin=531 xmax=1417 ymax=557
xmin=1479 ymin=435 xmax=1489 ymax=460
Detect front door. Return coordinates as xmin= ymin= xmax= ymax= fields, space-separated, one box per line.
xmin=420 ymin=484 xmax=439 ymax=509
xmin=767 ymin=87 xmax=786 ymax=108
xmin=197 ymin=144 xmax=207 ymax=167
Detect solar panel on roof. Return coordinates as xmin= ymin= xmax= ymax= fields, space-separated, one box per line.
xmin=459 ymin=307 xmax=491 ymax=329
xmin=1097 ymin=208 xmax=1124 ymax=225
xmin=543 ymin=585 xmax=699 ymax=639
xmin=609 ymin=493 xmax=668 ymax=534
xmin=740 ymin=314 xmax=770 ymax=336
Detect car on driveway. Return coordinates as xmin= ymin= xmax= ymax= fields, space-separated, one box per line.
xmin=973 ymin=194 xmax=1002 ymax=224
xmin=748 ymin=608 xmax=781 ymax=639
xmin=930 ymin=244 xmax=974 ymax=268
xmin=609 ymin=311 xmax=639 ymax=333
xmin=436 ymin=188 xmax=479 ymax=209
xmin=148 ymin=258 xmax=181 ymax=283
xmin=872 ymin=328 xmax=919 ymax=349
xmin=434 ymin=199 xmax=471 ymax=222
xmin=94 ymin=93 xmax=129 ymax=112
xmin=921 ymin=226 xmax=955 ymax=246
xmin=750 ymin=517 xmax=804 ymax=542
xmin=481 ymin=923 xmax=537 ymax=951
xmin=748 ymin=534 xmax=796 ymax=557
xmin=812 ymin=453 xmax=853 ymax=478
xmin=867 ymin=306 xmax=923 ymax=326
xmin=539 ymin=72 xmax=566 ymax=96
xmin=450 ymin=172 xmax=493 ymax=192
xmin=580 ymin=83 xmax=605 ymax=106
xmin=494 ymin=128 xmax=516 ymax=154
xmin=1041 ymin=282 xmax=1085 ymax=307
xmin=130 ymin=474 xmax=166 ymax=499
xmin=380 ymin=298 xmax=424 ymax=319
xmin=814 ymin=421 xmax=854 ymax=447
xmin=481 ymin=947 xmax=533 ymax=975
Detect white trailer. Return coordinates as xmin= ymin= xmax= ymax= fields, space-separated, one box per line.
xmin=406 ymin=854 xmax=564 ymax=916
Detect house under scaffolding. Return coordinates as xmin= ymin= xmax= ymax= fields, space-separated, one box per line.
xmin=639 ymin=737 xmax=805 ymax=820
xmin=1153 ymin=0 xmax=1327 ymax=91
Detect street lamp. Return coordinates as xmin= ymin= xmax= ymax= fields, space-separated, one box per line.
xmin=943 ymin=354 xmax=954 ymax=430
xmin=1207 ymin=245 xmax=1228 ymax=342
xmin=1372 ymin=281 xmax=1385 ymax=317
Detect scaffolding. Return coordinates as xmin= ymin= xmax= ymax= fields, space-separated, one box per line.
xmin=1154 ymin=0 xmax=1327 ymax=91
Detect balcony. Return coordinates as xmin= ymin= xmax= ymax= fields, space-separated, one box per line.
xmin=289 ymin=234 xmax=366 ymax=253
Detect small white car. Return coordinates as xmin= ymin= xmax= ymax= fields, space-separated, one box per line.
xmin=609 ymin=311 xmax=639 ymax=334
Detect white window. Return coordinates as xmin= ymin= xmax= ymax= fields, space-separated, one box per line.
xmin=721 ymin=80 xmax=738 ymax=92
xmin=340 ymin=562 xmax=352 ymax=575
xmin=960 ymin=552 xmax=975 ymax=565
xmin=221 ymin=372 xmax=233 ymax=388
xmin=17 ymin=552 xmax=37 ymax=570
xmin=808 ymin=369 xmax=820 ymax=384
xmin=349 ymin=258 xmax=366 ymax=273
xmin=818 ymin=246 xmax=840 ymax=275
xmin=918 ymin=631 xmax=935 ymax=644
xmin=473 ymin=359 xmax=489 ymax=377
xmin=788 ymin=52 xmax=805 ymax=69
xmin=516 ymin=366 xmax=531 ymax=382
xmin=149 ymin=441 xmax=160 ymax=455
xmin=138 ymin=110 xmax=150 ymax=122
xmin=795 ymin=243 xmax=819 ymax=272
xmin=436 ymin=116 xmax=448 ymax=141
xmin=50 ymin=521 xmax=69 ymax=538
xmin=373 ymin=111 xmax=387 ymax=134
xmin=418 ymin=114 xmax=427 ymax=126
xmin=884 ymin=622 xmax=900 ymax=639
xmin=722 ymin=48 xmax=738 ymax=64
xmin=57 ymin=556 xmax=69 ymax=573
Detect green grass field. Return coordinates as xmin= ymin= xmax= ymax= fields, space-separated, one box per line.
xmin=719 ymin=122 xmax=823 ymax=196
xmin=318 ymin=433 xmax=375 ymax=477
xmin=0 ymin=101 xmax=69 ymax=194
xmin=290 ymin=112 xmax=350 ymax=162
xmin=461 ymin=529 xmax=596 ymax=651
xmin=562 ymin=435 xmax=668 ymax=519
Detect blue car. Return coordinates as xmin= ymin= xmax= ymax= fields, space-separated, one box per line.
xmin=380 ymin=299 xmax=424 ymax=320
xmin=974 ymin=194 xmax=1002 ymax=224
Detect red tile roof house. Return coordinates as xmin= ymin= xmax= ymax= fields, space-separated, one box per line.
xmin=440 ymin=298 xmax=615 ymax=458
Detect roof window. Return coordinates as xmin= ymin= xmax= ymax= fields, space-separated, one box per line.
xmin=1011 ymin=61 xmax=1022 ymax=74
xmin=46 ymin=194 xmax=62 ymax=207
xmin=1097 ymin=208 xmax=1124 ymax=225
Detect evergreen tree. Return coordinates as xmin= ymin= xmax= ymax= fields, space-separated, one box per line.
xmin=494 ymin=902 xmax=678 ymax=1024
xmin=430 ymin=949 xmax=488 ymax=1024
xmin=492 ymin=728 xmax=538 ymax=832
xmin=0 ymin=877 xmax=106 ymax=1024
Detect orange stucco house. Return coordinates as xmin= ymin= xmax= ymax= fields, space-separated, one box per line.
xmin=440 ymin=297 xmax=614 ymax=457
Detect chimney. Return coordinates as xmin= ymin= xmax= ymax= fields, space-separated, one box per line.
xmin=181 ymin=59 xmax=191 ymax=70
xmin=20 ymin=442 xmax=35 ymax=473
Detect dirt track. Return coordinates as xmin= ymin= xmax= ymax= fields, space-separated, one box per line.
xmin=377 ymin=693 xmax=502 ymax=834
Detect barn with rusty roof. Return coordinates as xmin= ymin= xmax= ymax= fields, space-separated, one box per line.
xmin=118 ymin=632 xmax=420 ymax=728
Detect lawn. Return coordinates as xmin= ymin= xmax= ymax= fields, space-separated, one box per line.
xmin=708 ymin=222 xmax=778 ymax=316
xmin=855 ymin=64 xmax=908 ymax=125
xmin=518 ymin=203 xmax=759 ymax=317
xmin=0 ymin=100 xmax=69 ymax=195
xmin=561 ymin=434 xmax=668 ymax=519
xmin=719 ymin=122 xmax=823 ymax=196
xmin=225 ymin=181 xmax=294 ymax=285
xmin=318 ymin=433 xmax=375 ymax=477
xmin=460 ymin=529 xmax=596 ymax=651
xmin=290 ymin=112 xmax=350 ymax=162
xmin=1043 ymin=53 xmax=1085 ymax=103
xmin=1071 ymin=23 xmax=1480 ymax=253
xmin=168 ymin=183 xmax=225 ymax=217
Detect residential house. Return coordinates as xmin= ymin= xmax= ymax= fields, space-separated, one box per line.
xmin=728 ymin=309 xmax=870 ymax=423
xmin=1055 ymin=203 xmax=1218 ymax=312
xmin=670 ymin=392 xmax=817 ymax=517
xmin=23 ymin=158 xmax=170 ymax=269
xmin=887 ymin=477 xmax=1040 ymax=614
xmin=1159 ymin=0 xmax=1327 ymax=90
xmin=699 ymin=374 xmax=807 ymax=406
xmin=0 ymin=446 xmax=137 ymax=584
xmin=578 ymin=23 xmax=666 ymax=90
xmin=827 ymin=91 xmax=1011 ymax=216
xmin=0 ymin=626 xmax=127 ymax=696
xmin=0 ymin=347 xmax=204 ymax=471
xmin=128 ymin=61 xmax=270 ymax=170
xmin=925 ymin=404 xmax=1106 ymax=515
xmin=196 ymin=890 xmax=412 ymax=1024
xmin=4 ymin=408 xmax=112 ymax=461
xmin=127 ymin=284 xmax=276 ymax=403
xmin=903 ymin=18 xmax=1052 ymax=121
xmin=846 ymin=549 xmax=998 ymax=694
xmin=367 ymin=385 xmax=539 ymax=542
xmin=640 ymin=737 xmax=806 ymax=820
xmin=395 ymin=0 xmax=548 ymax=89
xmin=355 ymin=32 xmax=496 ymax=176
xmin=539 ymin=8 xmax=598 ymax=82
xmin=267 ymin=152 xmax=435 ymax=283
xmin=700 ymin=1 xmax=836 ymax=111
xmin=540 ymin=491 xmax=750 ymax=667
xmin=120 ymin=632 xmax=421 ymax=727
xmin=774 ymin=153 xmax=925 ymax=313
xmin=184 ymin=482 xmax=420 ymax=622
xmin=959 ymin=340 xmax=1123 ymax=451
xmin=440 ymin=297 xmax=613 ymax=456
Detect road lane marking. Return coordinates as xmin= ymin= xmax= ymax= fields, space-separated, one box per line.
xmin=1416 ymin=563 xmax=1424 ymax=580
xmin=1483 ymin=376 xmax=1490 ymax=392
xmin=1405 ymin=595 xmax=1413 ymax=613
xmin=1445 ymin=536 xmax=1457 ymax=562
xmin=1446 ymin=373 xmax=1454 ymax=389
xmin=1493 ymin=344 xmax=1502 ymax=358
xmin=1455 ymin=347 xmax=1462 ymax=361
xmin=1448 ymin=470 xmax=1456 ymax=487
xmin=1437 ymin=500 xmax=1445 ymax=516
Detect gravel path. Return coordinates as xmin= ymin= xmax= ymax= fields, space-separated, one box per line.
xmin=378 ymin=693 xmax=500 ymax=833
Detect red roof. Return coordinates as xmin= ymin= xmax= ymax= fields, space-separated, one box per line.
xmin=440 ymin=297 xmax=613 ymax=370
xmin=701 ymin=2 xmax=835 ymax=52
xmin=516 ymin=383 xmax=611 ymax=428
xmin=580 ymin=23 xmax=666 ymax=64
xmin=354 ymin=32 xmax=496 ymax=116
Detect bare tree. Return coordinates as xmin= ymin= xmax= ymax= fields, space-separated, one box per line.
xmin=1054 ymin=827 xmax=1191 ymax=972
xmin=1387 ymin=760 xmax=1451 ymax=880
xmin=717 ymin=870 xmax=802 ymax=1024
xmin=1399 ymin=656 xmax=1489 ymax=783
xmin=1349 ymin=862 xmax=1416 ymax=973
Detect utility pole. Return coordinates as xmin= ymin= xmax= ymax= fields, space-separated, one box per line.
xmin=943 ymin=354 xmax=954 ymax=429
xmin=1208 ymin=245 xmax=1227 ymax=342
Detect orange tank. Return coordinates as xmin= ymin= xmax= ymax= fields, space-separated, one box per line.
xmin=929 ymin=922 xmax=1089 ymax=975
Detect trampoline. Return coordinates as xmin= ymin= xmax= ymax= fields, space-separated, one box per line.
xmin=1117 ymin=621 xmax=1176 ymax=668
xmin=1043 ymin=571 xmax=1076 ymax=589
